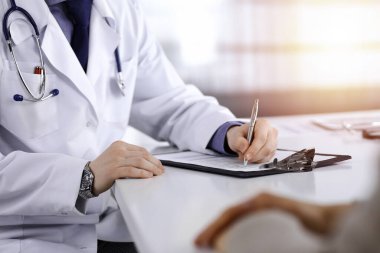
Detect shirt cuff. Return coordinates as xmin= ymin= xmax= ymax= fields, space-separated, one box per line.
xmin=207 ymin=121 xmax=244 ymax=155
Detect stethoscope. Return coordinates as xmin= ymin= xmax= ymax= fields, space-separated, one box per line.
xmin=2 ymin=0 xmax=126 ymax=102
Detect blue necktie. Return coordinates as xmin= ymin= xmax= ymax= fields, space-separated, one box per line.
xmin=65 ymin=0 xmax=93 ymax=71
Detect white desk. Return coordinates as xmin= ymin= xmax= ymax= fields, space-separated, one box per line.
xmin=116 ymin=111 xmax=380 ymax=253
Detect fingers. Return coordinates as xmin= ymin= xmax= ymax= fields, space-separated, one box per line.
xmin=123 ymin=156 xmax=164 ymax=176
xmin=231 ymin=136 xmax=249 ymax=159
xmin=111 ymin=141 xmax=164 ymax=179
xmin=254 ymin=128 xmax=278 ymax=163
xmin=122 ymin=150 xmax=164 ymax=174
xmin=195 ymin=192 xmax=339 ymax=249
xmin=116 ymin=166 xmax=154 ymax=179
xmin=195 ymin=193 xmax=275 ymax=248
xmin=226 ymin=125 xmax=249 ymax=157
xmin=195 ymin=193 xmax=285 ymax=249
xmin=244 ymin=120 xmax=278 ymax=163
xmin=195 ymin=201 xmax=253 ymax=248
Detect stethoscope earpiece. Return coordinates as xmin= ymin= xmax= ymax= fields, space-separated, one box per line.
xmin=13 ymin=94 xmax=23 ymax=102
xmin=50 ymin=89 xmax=59 ymax=97
xmin=13 ymin=89 xmax=60 ymax=102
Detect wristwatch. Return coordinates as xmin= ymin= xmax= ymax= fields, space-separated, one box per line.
xmin=79 ymin=161 xmax=97 ymax=199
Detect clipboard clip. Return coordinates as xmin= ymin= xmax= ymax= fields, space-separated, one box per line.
xmin=261 ymin=148 xmax=317 ymax=172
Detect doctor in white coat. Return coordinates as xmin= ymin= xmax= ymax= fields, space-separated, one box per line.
xmin=0 ymin=0 xmax=278 ymax=252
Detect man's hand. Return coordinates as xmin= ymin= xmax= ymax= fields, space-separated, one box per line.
xmin=226 ymin=119 xmax=278 ymax=163
xmin=89 ymin=141 xmax=164 ymax=195
xmin=195 ymin=192 xmax=354 ymax=249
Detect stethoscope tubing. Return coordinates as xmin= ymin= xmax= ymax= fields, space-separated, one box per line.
xmin=3 ymin=0 xmax=52 ymax=102
xmin=8 ymin=35 xmax=47 ymax=100
xmin=3 ymin=0 xmax=39 ymax=41
xmin=114 ymin=48 xmax=126 ymax=95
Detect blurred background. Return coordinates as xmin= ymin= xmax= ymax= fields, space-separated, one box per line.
xmin=139 ymin=0 xmax=380 ymax=117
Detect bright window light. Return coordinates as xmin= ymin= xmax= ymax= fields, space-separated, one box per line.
xmin=140 ymin=0 xmax=380 ymax=93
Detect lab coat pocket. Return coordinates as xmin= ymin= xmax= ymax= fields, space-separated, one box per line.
xmin=103 ymin=58 xmax=137 ymax=125
xmin=0 ymin=70 xmax=59 ymax=139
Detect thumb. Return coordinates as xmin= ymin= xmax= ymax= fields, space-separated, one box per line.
xmin=229 ymin=136 xmax=249 ymax=154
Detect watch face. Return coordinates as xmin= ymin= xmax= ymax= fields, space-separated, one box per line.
xmin=81 ymin=169 xmax=92 ymax=191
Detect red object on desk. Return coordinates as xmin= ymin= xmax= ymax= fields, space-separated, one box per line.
xmin=363 ymin=128 xmax=380 ymax=139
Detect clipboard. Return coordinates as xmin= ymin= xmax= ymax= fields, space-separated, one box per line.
xmin=158 ymin=148 xmax=352 ymax=178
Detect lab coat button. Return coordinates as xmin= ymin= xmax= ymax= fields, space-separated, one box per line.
xmin=86 ymin=121 xmax=92 ymax=128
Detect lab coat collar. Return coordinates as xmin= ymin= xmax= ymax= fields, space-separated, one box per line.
xmin=93 ymin=0 xmax=116 ymax=28
xmin=40 ymin=2 xmax=99 ymax=114
xmin=87 ymin=0 xmax=120 ymax=87
xmin=42 ymin=16 xmax=98 ymax=106
xmin=42 ymin=0 xmax=119 ymax=116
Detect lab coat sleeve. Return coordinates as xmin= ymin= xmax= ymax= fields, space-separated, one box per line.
xmin=129 ymin=2 xmax=236 ymax=153
xmin=0 ymin=150 xmax=88 ymax=216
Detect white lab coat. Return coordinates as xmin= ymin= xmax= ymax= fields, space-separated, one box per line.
xmin=0 ymin=0 xmax=236 ymax=252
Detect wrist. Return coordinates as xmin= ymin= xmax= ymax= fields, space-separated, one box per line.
xmin=208 ymin=121 xmax=243 ymax=155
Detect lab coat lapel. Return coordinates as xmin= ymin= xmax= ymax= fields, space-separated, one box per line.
xmin=87 ymin=0 xmax=119 ymax=86
xmin=40 ymin=4 xmax=98 ymax=112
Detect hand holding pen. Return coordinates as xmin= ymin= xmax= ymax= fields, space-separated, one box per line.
xmin=225 ymin=99 xmax=278 ymax=165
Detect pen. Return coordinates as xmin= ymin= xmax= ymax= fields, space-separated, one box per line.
xmin=244 ymin=99 xmax=259 ymax=166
